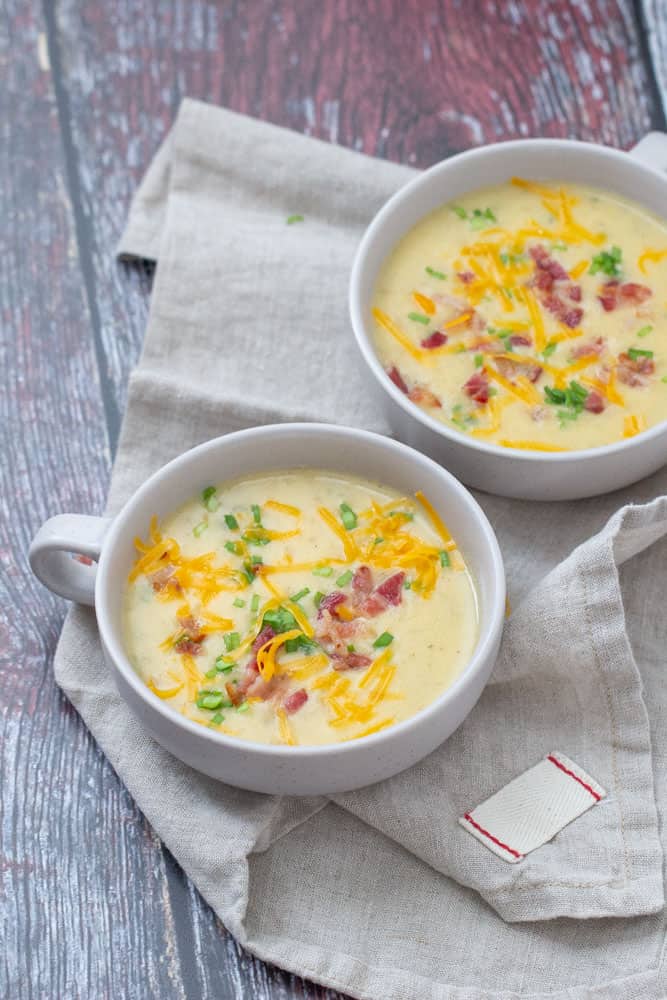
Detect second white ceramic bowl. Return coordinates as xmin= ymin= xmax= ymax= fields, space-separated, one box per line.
xmin=29 ymin=423 xmax=505 ymax=795
xmin=350 ymin=132 xmax=667 ymax=500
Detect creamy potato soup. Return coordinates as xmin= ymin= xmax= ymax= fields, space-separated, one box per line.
xmin=123 ymin=471 xmax=478 ymax=746
xmin=372 ymin=179 xmax=667 ymax=451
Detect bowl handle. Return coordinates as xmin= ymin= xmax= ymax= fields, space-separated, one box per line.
xmin=29 ymin=514 xmax=112 ymax=606
xmin=629 ymin=131 xmax=667 ymax=172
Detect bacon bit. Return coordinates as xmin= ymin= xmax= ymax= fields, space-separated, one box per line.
xmin=359 ymin=592 xmax=389 ymax=617
xmin=421 ymin=330 xmax=448 ymax=349
xmin=572 ymin=336 xmax=605 ymax=359
xmin=458 ymin=270 xmax=475 ymax=284
xmin=463 ymin=369 xmax=490 ymax=404
xmin=283 ymin=688 xmax=308 ymax=714
xmin=495 ymin=356 xmax=543 ymax=384
xmin=376 ymin=572 xmax=405 ymax=605
xmin=177 ymin=615 xmax=205 ymax=643
xmin=252 ymin=625 xmax=276 ymax=652
xmin=73 ymin=554 xmax=94 ymax=566
xmin=352 ymin=565 xmax=374 ymax=596
xmin=225 ymin=681 xmax=244 ymax=706
xmin=598 ymin=280 xmax=652 ymax=313
xmin=471 ymin=337 xmax=502 ymax=354
xmin=617 ymin=351 xmax=655 ymax=387
xmin=331 ymin=652 xmax=372 ymax=672
xmin=529 ymin=244 xmax=569 ymax=282
xmin=173 ymin=638 xmax=205 ymax=656
xmin=245 ymin=673 xmax=289 ymax=702
xmin=387 ymin=366 xmax=409 ymax=394
xmin=508 ymin=334 xmax=532 ymax=347
xmin=543 ymin=294 xmax=583 ymax=328
xmin=530 ymin=405 xmax=549 ymax=422
xmin=317 ymin=592 xmax=347 ymax=620
xmin=529 ymin=244 xmax=583 ymax=328
xmin=583 ymin=391 xmax=605 ymax=414
xmin=150 ymin=564 xmax=177 ymax=592
xmin=408 ymin=385 xmax=442 ymax=408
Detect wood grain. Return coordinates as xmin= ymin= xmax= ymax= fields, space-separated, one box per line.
xmin=3 ymin=0 xmax=666 ymax=997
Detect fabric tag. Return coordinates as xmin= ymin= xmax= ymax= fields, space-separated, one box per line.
xmin=459 ymin=752 xmax=606 ymax=863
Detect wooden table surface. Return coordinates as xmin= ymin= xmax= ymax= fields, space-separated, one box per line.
xmin=3 ymin=2 xmax=667 ymax=997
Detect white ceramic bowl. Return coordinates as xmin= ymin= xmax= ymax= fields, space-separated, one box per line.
xmin=30 ymin=424 xmax=504 ymax=795
xmin=30 ymin=424 xmax=505 ymax=795
xmin=350 ymin=131 xmax=667 ymax=500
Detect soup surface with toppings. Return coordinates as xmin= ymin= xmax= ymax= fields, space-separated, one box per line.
xmin=372 ymin=179 xmax=667 ymax=451
xmin=123 ymin=470 xmax=478 ymax=746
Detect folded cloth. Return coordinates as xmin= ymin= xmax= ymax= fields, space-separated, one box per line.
xmin=54 ymin=99 xmax=667 ymax=997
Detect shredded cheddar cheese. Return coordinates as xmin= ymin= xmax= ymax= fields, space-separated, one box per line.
xmin=372 ymin=307 xmax=424 ymax=361
xmin=638 ymin=248 xmax=667 ymax=274
xmin=413 ymin=291 xmax=436 ymax=315
xmin=256 ymin=629 xmax=304 ymax=682
xmin=148 ymin=678 xmax=184 ymax=699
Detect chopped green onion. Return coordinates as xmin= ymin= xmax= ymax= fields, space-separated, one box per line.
xmin=236 ymin=702 xmax=251 ymax=713
xmin=637 ymin=325 xmax=653 ymax=338
xmin=225 ymin=540 xmax=241 ymax=555
xmin=290 ymin=587 xmax=310 ymax=603
xmin=452 ymin=204 xmax=468 ymax=219
xmin=262 ymin=607 xmax=298 ymax=633
xmin=408 ymin=312 xmax=430 ymax=325
xmin=250 ymin=555 xmax=263 ymax=565
xmin=243 ymin=532 xmax=269 ymax=546
xmin=313 ymin=591 xmax=325 ymax=607
xmin=233 ymin=598 xmax=246 ymax=608
xmin=241 ymin=563 xmax=255 ymax=584
xmin=201 ymin=486 xmax=219 ymax=512
xmin=627 ymin=347 xmax=653 ymax=361
xmin=193 ymin=521 xmax=208 ymax=538
xmin=373 ymin=632 xmax=394 ymax=649
xmin=589 ymin=245 xmax=622 ymax=278
xmin=374 ymin=537 xmax=384 ymax=546
xmin=336 ymin=570 xmax=353 ymax=587
xmin=286 ymin=214 xmax=304 ymax=225
xmin=250 ymin=594 xmax=260 ymax=613
xmin=312 ymin=565 xmax=333 ymax=577
xmin=251 ymin=503 xmax=262 ymax=524
xmin=339 ymin=503 xmax=358 ymax=530
xmin=284 ymin=638 xmax=299 ymax=653
xmin=215 ymin=654 xmax=233 ymax=671
xmin=474 ymin=353 xmax=484 ymax=368
xmin=425 ymin=266 xmax=446 ymax=280
xmin=210 ymin=712 xmax=224 ymax=725
xmin=224 ymin=513 xmax=239 ymax=531
xmin=403 ymin=579 xmax=412 ymax=590
xmin=469 ymin=207 xmax=497 ymax=230
xmin=545 ymin=386 xmax=566 ymax=405
xmin=196 ymin=690 xmax=225 ymax=710
xmin=224 ymin=632 xmax=240 ymax=652
xmin=205 ymin=667 xmax=218 ymax=679
xmin=662 ymin=376 xmax=667 ymax=384
xmin=542 ymin=341 xmax=558 ymax=359
xmin=347 ymin=644 xmax=356 ymax=652
xmin=550 ymin=241 xmax=568 ymax=251
xmin=439 ymin=550 xmax=451 ymax=567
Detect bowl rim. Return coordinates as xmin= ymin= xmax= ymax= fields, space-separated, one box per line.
xmin=96 ymin=422 xmax=505 ymax=759
xmin=349 ymin=136 xmax=667 ymax=464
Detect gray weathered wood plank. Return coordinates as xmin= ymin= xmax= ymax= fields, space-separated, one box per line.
xmin=0 ymin=2 xmax=190 ymax=998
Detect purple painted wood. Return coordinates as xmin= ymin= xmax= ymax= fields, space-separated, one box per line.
xmin=2 ymin=1 xmax=666 ymax=997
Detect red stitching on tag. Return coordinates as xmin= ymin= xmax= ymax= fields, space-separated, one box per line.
xmin=463 ymin=813 xmax=522 ymax=859
xmin=547 ymin=754 xmax=601 ymax=801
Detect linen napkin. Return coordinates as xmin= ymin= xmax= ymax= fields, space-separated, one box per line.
xmin=54 ymin=99 xmax=667 ymax=998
